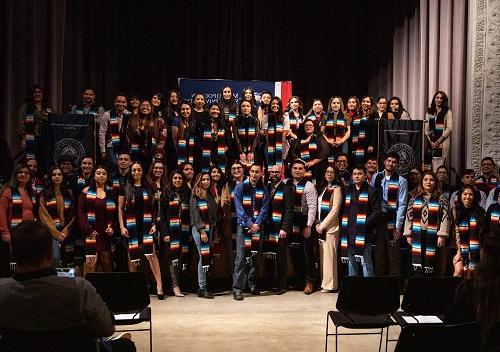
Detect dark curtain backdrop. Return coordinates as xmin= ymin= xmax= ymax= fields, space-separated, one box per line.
xmin=2 ymin=0 xmax=419 ymax=159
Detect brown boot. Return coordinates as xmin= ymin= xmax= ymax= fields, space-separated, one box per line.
xmin=304 ymin=281 xmax=315 ymax=295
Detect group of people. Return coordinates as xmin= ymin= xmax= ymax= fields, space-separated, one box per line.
xmin=2 ymin=84 xmax=498 ymax=303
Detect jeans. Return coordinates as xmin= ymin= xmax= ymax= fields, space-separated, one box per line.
xmin=348 ymin=245 xmax=374 ymax=277
xmin=192 ymin=227 xmax=212 ymax=290
xmin=232 ymin=225 xmax=259 ymax=293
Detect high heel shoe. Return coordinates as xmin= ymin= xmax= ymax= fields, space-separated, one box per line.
xmin=157 ymin=293 xmax=165 ymax=300
xmin=197 ymin=288 xmax=214 ymax=299
xmin=173 ymin=287 xmax=185 ymax=297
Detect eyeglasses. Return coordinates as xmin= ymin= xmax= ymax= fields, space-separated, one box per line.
xmin=325 ymin=171 xmax=335 ymax=175
xmin=336 ymin=160 xmax=347 ymax=164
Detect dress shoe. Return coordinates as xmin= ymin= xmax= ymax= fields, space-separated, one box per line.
xmin=198 ymin=288 xmax=214 ymax=299
xmin=250 ymin=287 xmax=260 ymax=295
xmin=157 ymin=293 xmax=165 ymax=300
xmin=173 ymin=287 xmax=185 ymax=297
xmin=233 ymin=291 xmax=244 ymax=301
xmin=304 ymin=281 xmax=315 ymax=295
xmin=275 ymin=288 xmax=286 ymax=295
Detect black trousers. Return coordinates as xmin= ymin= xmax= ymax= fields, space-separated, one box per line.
xmin=0 ymin=240 xmax=11 ymax=278
xmin=374 ymin=216 xmax=401 ymax=276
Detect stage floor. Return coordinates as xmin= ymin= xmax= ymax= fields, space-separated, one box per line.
xmin=128 ymin=290 xmax=401 ymax=352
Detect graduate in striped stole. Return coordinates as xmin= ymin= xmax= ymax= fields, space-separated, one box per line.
xmin=371 ymin=153 xmax=408 ymax=277
xmin=340 ymin=165 xmax=381 ymax=277
xmin=190 ymin=172 xmax=218 ymax=299
xmin=160 ymin=169 xmax=191 ymax=297
xmin=118 ymin=162 xmax=164 ymax=299
xmin=424 ymin=91 xmax=452 ymax=170
xmin=349 ymin=96 xmax=372 ymax=166
xmin=73 ymin=157 xmax=94 ymax=197
xmin=232 ymin=164 xmax=269 ymax=300
xmin=235 ymin=100 xmax=262 ymax=168
xmin=198 ymin=103 xmax=228 ymax=174
xmin=288 ymin=119 xmax=329 ymax=184
xmin=404 ymin=171 xmax=450 ymax=275
xmin=70 ymin=87 xmax=104 ymax=121
xmin=173 ymin=101 xmax=196 ymax=168
xmin=263 ymin=97 xmax=288 ymax=174
xmin=483 ymin=196 xmax=500 ymax=236
xmin=266 ymin=164 xmax=294 ymax=295
xmin=322 ymin=97 xmax=351 ymax=160
xmin=0 ymin=163 xmax=36 ymax=277
xmin=315 ymin=166 xmax=343 ymax=292
xmin=285 ymin=159 xmax=318 ymax=294
xmin=38 ymin=166 xmax=75 ymax=267
xmin=451 ymin=185 xmax=485 ymax=277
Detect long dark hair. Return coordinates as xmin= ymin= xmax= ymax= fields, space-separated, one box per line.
xmin=454 ymin=185 xmax=485 ymax=223
xmin=146 ymin=160 xmax=168 ymax=193
xmin=165 ymin=169 xmax=190 ymax=201
xmin=316 ymin=166 xmax=344 ymax=195
xmin=269 ymin=96 xmax=284 ymax=124
xmin=472 ymin=234 xmax=500 ymax=336
xmin=0 ymin=163 xmax=33 ymax=198
xmin=389 ymin=96 xmax=410 ymax=119
xmin=165 ymin=89 xmax=180 ymax=117
xmin=209 ymin=165 xmax=226 ymax=196
xmin=42 ymin=166 xmax=71 ymax=201
xmin=412 ymin=170 xmax=441 ymax=198
xmin=427 ymin=90 xmax=450 ymax=115
xmin=26 ymin=84 xmax=49 ymax=108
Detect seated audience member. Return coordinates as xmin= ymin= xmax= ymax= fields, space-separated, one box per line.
xmin=450 ymin=169 xmax=487 ymax=211
xmin=445 ymin=233 xmax=500 ymax=351
xmin=0 ymin=220 xmax=135 ymax=352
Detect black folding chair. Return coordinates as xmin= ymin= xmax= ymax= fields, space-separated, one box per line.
xmin=325 ymin=276 xmax=400 ymax=352
xmin=393 ymin=276 xmax=462 ymax=325
xmin=394 ymin=321 xmax=480 ymax=352
xmin=86 ymin=272 xmax=152 ymax=352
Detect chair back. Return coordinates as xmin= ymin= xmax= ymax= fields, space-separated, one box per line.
xmin=394 ymin=320 xmax=480 ymax=352
xmin=0 ymin=326 xmax=98 ymax=352
xmin=401 ymin=276 xmax=462 ymax=315
xmin=85 ymin=272 xmax=150 ymax=314
xmin=336 ymin=276 xmax=400 ymax=315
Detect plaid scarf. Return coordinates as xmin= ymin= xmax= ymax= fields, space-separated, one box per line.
xmin=340 ymin=185 xmax=369 ymax=262
xmin=197 ymin=197 xmax=211 ymax=271
xmin=289 ymin=178 xmax=307 ymax=248
xmin=318 ymin=185 xmax=337 ymax=242
xmin=411 ymin=195 xmax=440 ymax=273
xmin=24 ymin=105 xmax=36 ymax=159
xmin=242 ymin=179 xmax=265 ymax=260
xmin=45 ymin=192 xmax=73 ymax=262
xmin=85 ymin=186 xmax=116 ymax=256
xmin=374 ymin=172 xmax=400 ymax=231
xmin=267 ymin=116 xmax=284 ymax=167
xmin=166 ymin=193 xmax=190 ymax=267
xmin=125 ymin=187 xmax=154 ymax=264
xmin=237 ymin=115 xmax=257 ymax=154
xmin=351 ymin=116 xmax=368 ymax=164
xmin=457 ymin=211 xmax=480 ymax=270
xmin=265 ymin=181 xmax=284 ymax=259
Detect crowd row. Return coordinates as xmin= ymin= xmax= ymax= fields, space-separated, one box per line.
xmin=1 ymin=151 xmax=498 ymax=300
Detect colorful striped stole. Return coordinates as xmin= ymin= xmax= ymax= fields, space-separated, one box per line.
xmin=458 ymin=214 xmax=480 ymax=270
xmin=492 ymin=184 xmax=500 ymax=204
xmin=267 ymin=117 xmax=284 ymax=167
xmin=9 ymin=188 xmax=24 ymax=231
xmin=85 ymin=187 xmax=115 ymax=256
xmin=130 ymin=142 xmax=140 ymax=161
xmin=411 ymin=196 xmax=440 ymax=273
xmin=351 ymin=116 xmax=367 ymax=164
xmin=428 ymin=113 xmax=445 ymax=141
xmin=167 ymin=196 xmax=182 ymax=265
xmin=126 ymin=187 xmax=154 ymax=264
xmin=318 ymin=186 xmax=336 ymax=242
xmin=216 ymin=127 xmax=226 ymax=174
xmin=242 ymin=179 xmax=265 ymax=259
xmin=108 ymin=111 xmax=121 ymax=152
xmin=201 ymin=126 xmax=212 ymax=172
xmin=291 ymin=179 xmax=307 ymax=247
xmin=24 ymin=106 xmax=36 ymax=159
xmin=197 ymin=198 xmax=211 ymax=271
xmin=340 ymin=187 xmax=369 ymax=262
xmin=111 ymin=177 xmax=121 ymax=192
xmin=375 ymin=173 xmax=400 ymax=232
xmin=300 ymin=137 xmax=317 ymax=181
xmin=288 ymin=112 xmax=301 ymax=135
xmin=76 ymin=176 xmax=89 ymax=195
xmin=266 ymin=182 xmax=284 ymax=259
